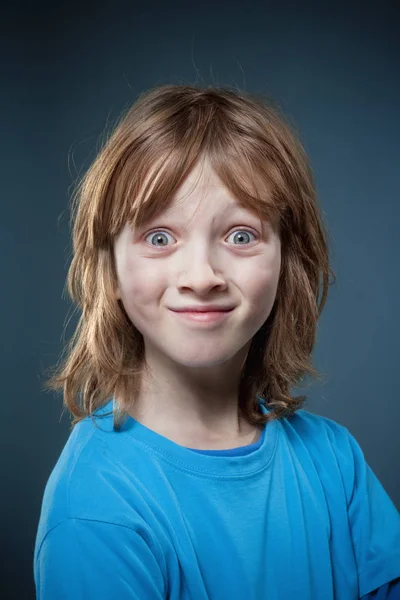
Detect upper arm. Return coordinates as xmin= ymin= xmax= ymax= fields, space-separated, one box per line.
xmin=34 ymin=518 xmax=167 ymax=600
xmin=343 ymin=432 xmax=400 ymax=596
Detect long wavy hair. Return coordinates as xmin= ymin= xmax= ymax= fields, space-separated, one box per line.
xmin=44 ymin=84 xmax=335 ymax=431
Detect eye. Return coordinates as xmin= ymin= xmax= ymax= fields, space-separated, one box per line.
xmin=144 ymin=228 xmax=257 ymax=248
xmin=226 ymin=230 xmax=257 ymax=245
xmin=145 ymin=231 xmax=175 ymax=247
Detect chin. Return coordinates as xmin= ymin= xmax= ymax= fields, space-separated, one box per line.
xmin=168 ymin=347 xmax=242 ymax=369
xmin=145 ymin=335 xmax=250 ymax=369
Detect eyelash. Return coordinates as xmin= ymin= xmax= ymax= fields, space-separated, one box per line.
xmin=144 ymin=228 xmax=258 ymax=249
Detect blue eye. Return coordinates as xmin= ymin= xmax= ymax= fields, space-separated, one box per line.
xmin=226 ymin=230 xmax=256 ymax=245
xmin=146 ymin=231 xmax=174 ymax=247
xmin=145 ymin=229 xmax=257 ymax=248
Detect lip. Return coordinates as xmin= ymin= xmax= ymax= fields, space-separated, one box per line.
xmin=170 ymin=305 xmax=235 ymax=312
xmin=169 ymin=308 xmax=234 ymax=324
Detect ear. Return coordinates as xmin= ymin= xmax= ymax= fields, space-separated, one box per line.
xmin=115 ymin=286 xmax=121 ymax=300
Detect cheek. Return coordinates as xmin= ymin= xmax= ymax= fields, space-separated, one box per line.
xmin=239 ymin=255 xmax=281 ymax=303
xmin=117 ymin=264 xmax=166 ymax=335
xmin=119 ymin=260 xmax=166 ymax=308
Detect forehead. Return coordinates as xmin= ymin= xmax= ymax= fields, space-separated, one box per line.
xmin=152 ymin=160 xmax=254 ymax=221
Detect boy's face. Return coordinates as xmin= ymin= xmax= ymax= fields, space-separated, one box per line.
xmin=113 ymin=159 xmax=281 ymax=373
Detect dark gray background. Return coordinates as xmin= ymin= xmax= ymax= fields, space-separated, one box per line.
xmin=2 ymin=1 xmax=399 ymax=598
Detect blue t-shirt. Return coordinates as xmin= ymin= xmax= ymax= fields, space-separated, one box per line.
xmin=34 ymin=398 xmax=400 ymax=599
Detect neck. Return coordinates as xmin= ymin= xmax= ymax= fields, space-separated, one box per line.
xmin=124 ymin=343 xmax=259 ymax=449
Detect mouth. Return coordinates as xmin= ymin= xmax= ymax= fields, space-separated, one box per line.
xmin=169 ymin=308 xmax=234 ymax=324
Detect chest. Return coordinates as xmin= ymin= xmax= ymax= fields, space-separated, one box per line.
xmin=140 ymin=447 xmax=358 ymax=599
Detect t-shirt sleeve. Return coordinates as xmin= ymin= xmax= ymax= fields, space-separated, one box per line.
xmin=34 ymin=517 xmax=167 ymax=599
xmin=361 ymin=578 xmax=400 ymax=599
xmin=343 ymin=431 xmax=400 ymax=597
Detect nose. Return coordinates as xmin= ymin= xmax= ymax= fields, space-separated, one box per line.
xmin=176 ymin=251 xmax=228 ymax=295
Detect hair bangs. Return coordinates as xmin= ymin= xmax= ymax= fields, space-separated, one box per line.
xmin=208 ymin=145 xmax=283 ymax=235
xmin=112 ymin=89 xmax=297 ymax=239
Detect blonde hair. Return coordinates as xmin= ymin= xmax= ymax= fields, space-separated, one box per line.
xmin=44 ymin=84 xmax=335 ymax=430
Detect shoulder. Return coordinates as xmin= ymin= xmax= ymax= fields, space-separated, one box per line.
xmin=35 ymin=410 xmax=147 ymax=550
xmin=280 ymin=407 xmax=353 ymax=452
xmin=278 ymin=408 xmax=363 ymax=504
xmin=34 ymin=413 xmax=169 ymax=585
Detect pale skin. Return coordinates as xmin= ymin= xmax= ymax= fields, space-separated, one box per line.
xmin=113 ymin=158 xmax=282 ymax=450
